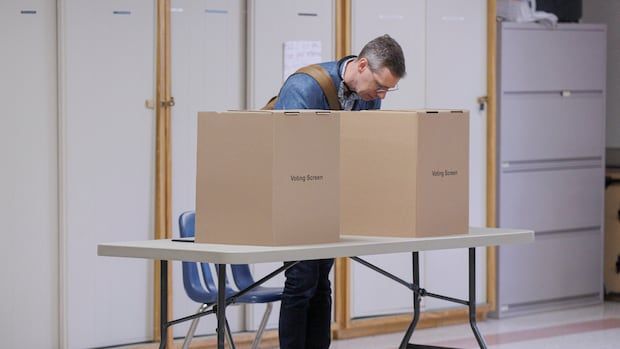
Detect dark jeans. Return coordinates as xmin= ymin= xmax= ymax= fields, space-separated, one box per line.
xmin=279 ymin=258 xmax=334 ymax=349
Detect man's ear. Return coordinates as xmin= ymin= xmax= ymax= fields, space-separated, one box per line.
xmin=357 ymin=57 xmax=368 ymax=73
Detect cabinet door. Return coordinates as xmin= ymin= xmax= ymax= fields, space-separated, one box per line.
xmin=170 ymin=0 xmax=246 ymax=337
xmin=351 ymin=0 xmax=426 ymax=109
xmin=247 ymin=0 xmax=334 ymax=109
xmin=499 ymin=229 xmax=602 ymax=308
xmin=500 ymin=92 xmax=605 ymax=162
xmin=62 ymin=1 xmax=156 ymax=347
xmin=500 ymin=23 xmax=606 ymax=92
xmin=500 ymin=166 xmax=603 ymax=233
xmin=0 ymin=1 xmax=58 ymax=347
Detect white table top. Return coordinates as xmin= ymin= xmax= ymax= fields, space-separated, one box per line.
xmin=97 ymin=227 xmax=533 ymax=264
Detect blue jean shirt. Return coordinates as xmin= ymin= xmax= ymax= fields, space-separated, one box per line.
xmin=273 ymin=56 xmax=381 ymax=111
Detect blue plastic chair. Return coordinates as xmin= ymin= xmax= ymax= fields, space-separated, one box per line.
xmin=179 ymin=211 xmax=283 ymax=349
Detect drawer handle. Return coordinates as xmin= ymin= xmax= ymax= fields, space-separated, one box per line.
xmin=561 ymin=90 xmax=572 ymax=97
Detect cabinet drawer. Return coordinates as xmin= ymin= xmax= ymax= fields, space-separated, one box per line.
xmin=500 ymin=25 xmax=606 ymax=92
xmin=500 ymin=91 xmax=604 ymax=162
xmin=499 ymin=166 xmax=603 ymax=232
xmin=499 ymin=229 xmax=602 ymax=306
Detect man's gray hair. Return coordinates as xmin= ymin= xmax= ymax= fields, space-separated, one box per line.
xmin=358 ymin=34 xmax=406 ymax=78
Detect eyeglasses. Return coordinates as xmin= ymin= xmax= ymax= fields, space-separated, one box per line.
xmin=376 ymin=85 xmax=399 ymax=93
xmin=372 ymin=71 xmax=399 ymax=93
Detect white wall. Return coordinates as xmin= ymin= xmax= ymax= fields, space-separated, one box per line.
xmin=0 ymin=1 xmax=59 ymax=348
xmin=583 ymin=0 xmax=620 ymax=148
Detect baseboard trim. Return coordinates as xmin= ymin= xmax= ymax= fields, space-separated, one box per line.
xmin=333 ymin=304 xmax=490 ymax=339
xmin=119 ymin=304 xmax=490 ymax=349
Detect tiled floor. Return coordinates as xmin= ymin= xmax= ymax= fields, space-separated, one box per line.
xmin=116 ymin=302 xmax=620 ymax=348
xmin=330 ymin=302 xmax=620 ymax=349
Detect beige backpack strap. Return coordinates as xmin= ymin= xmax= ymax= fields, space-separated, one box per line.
xmin=261 ymin=95 xmax=278 ymax=110
xmin=262 ymin=64 xmax=341 ymax=110
xmin=296 ymin=65 xmax=341 ymax=110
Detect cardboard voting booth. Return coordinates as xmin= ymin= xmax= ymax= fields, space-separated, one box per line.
xmin=195 ymin=110 xmax=340 ymax=246
xmin=340 ymin=110 xmax=469 ymax=237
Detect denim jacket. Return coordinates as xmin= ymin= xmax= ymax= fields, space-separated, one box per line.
xmin=274 ymin=56 xmax=381 ymax=111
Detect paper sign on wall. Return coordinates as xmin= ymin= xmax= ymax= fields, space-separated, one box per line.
xmin=283 ymin=41 xmax=322 ymax=82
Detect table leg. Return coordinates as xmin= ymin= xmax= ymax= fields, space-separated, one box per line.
xmin=354 ymin=249 xmax=489 ymax=349
xmin=399 ymin=252 xmax=421 ymax=349
xmin=159 ymin=260 xmax=168 ymax=349
xmin=469 ymin=248 xmax=487 ymax=349
xmin=216 ymin=264 xmax=226 ymax=349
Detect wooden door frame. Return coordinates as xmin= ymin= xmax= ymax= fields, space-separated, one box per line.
xmin=154 ymin=0 xmax=173 ymax=348
xmin=486 ymin=0 xmax=498 ymax=314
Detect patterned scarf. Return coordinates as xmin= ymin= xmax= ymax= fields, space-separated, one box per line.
xmin=338 ymin=58 xmax=360 ymax=111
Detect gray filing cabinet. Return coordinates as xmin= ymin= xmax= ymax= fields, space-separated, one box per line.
xmin=492 ymin=22 xmax=607 ymax=317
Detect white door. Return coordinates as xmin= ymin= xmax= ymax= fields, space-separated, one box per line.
xmin=349 ymin=0 xmax=487 ymax=318
xmin=350 ymin=0 xmax=426 ymax=318
xmin=351 ymin=0 xmax=426 ymax=110
xmin=247 ymin=0 xmax=335 ymax=109
xmin=61 ymin=1 xmax=156 ymax=347
xmin=170 ymin=0 xmax=246 ymax=337
xmin=0 ymin=1 xmax=58 ymax=347
xmin=245 ymin=0 xmax=336 ymax=330
xmin=423 ymin=0 xmax=487 ymax=310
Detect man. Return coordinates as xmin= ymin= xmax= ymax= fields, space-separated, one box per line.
xmin=274 ymin=34 xmax=406 ymax=349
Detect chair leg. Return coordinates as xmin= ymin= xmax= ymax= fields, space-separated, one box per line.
xmin=225 ymin=319 xmax=236 ymax=349
xmin=182 ymin=303 xmax=210 ymax=349
xmin=251 ymin=303 xmax=273 ymax=349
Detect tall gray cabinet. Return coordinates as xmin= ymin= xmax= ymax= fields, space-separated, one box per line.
xmin=493 ymin=22 xmax=607 ymax=317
